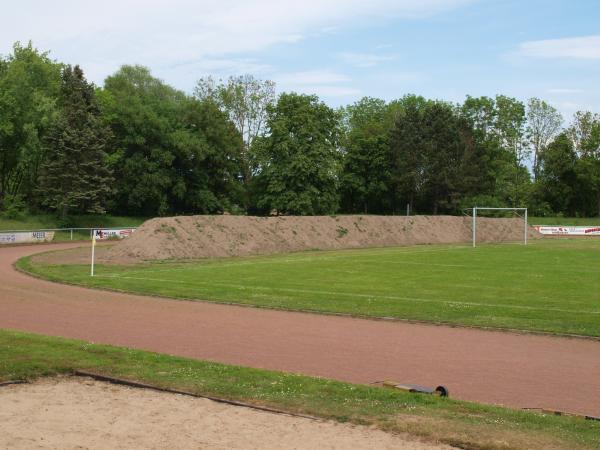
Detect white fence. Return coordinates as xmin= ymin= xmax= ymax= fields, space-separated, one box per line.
xmin=0 ymin=227 xmax=137 ymax=245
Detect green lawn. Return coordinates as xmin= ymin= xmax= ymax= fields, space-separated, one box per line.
xmin=1 ymin=329 xmax=598 ymax=449
xmin=530 ymin=217 xmax=600 ymax=226
xmin=20 ymin=239 xmax=600 ymax=337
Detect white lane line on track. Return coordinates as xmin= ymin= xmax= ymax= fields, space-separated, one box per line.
xmin=94 ymin=274 xmax=600 ymax=315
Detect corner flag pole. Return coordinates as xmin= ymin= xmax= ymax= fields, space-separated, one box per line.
xmin=90 ymin=229 xmax=96 ymax=277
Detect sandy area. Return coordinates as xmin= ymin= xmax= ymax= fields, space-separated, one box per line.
xmin=0 ymin=378 xmax=447 ymax=450
xmin=104 ymin=215 xmax=540 ymax=263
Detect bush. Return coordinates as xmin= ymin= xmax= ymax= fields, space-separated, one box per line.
xmin=0 ymin=194 xmax=27 ymax=219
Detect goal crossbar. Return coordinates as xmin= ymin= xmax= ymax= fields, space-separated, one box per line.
xmin=467 ymin=207 xmax=528 ymax=247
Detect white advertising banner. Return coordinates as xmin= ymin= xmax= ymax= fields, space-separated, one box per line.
xmin=93 ymin=228 xmax=136 ymax=240
xmin=533 ymin=225 xmax=600 ymax=236
xmin=0 ymin=231 xmax=55 ymax=244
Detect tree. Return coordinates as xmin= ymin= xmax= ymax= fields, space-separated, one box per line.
xmin=391 ymin=98 xmax=487 ymax=214
xmin=495 ymin=95 xmax=528 ymax=166
xmin=171 ymin=98 xmax=244 ymax=213
xmin=99 ymin=65 xmax=182 ymax=215
xmin=38 ymin=66 xmax=113 ymax=219
xmin=569 ymin=112 xmax=600 ymax=215
xmin=460 ymin=95 xmax=531 ymax=207
xmin=100 ymin=65 xmax=243 ymax=216
xmin=575 ymin=156 xmax=600 ymax=216
xmin=526 ymin=98 xmax=563 ymax=179
xmin=252 ymin=93 xmax=340 ymax=215
xmin=195 ymin=75 xmax=275 ymax=186
xmin=0 ymin=42 xmax=61 ymax=209
xmin=568 ymin=111 xmax=600 ymax=158
xmin=536 ymin=133 xmax=578 ymax=215
xmin=339 ymin=97 xmax=393 ymax=213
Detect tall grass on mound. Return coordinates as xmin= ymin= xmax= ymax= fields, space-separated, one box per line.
xmin=20 ymin=239 xmax=600 ymax=337
xmin=1 ymin=330 xmax=598 ymax=449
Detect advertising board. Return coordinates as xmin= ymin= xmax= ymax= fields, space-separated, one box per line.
xmin=533 ymin=226 xmax=600 ymax=236
xmin=0 ymin=231 xmax=55 ymax=244
xmin=93 ymin=228 xmax=136 ymax=240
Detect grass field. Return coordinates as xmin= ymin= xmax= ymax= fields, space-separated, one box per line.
xmin=20 ymin=239 xmax=600 ymax=338
xmin=1 ymin=329 xmax=598 ymax=449
xmin=530 ymin=217 xmax=600 ymax=226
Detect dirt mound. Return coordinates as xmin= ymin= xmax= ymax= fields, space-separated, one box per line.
xmin=105 ymin=215 xmax=541 ymax=263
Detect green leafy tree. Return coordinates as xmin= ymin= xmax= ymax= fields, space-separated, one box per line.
xmin=171 ymin=98 xmax=244 ymax=213
xmin=526 ymin=98 xmax=563 ymax=179
xmin=339 ymin=97 xmax=393 ymax=213
xmin=569 ymin=112 xmax=600 ymax=215
xmin=575 ymin=157 xmax=600 ymax=216
xmin=535 ymin=133 xmax=578 ymax=215
xmin=0 ymin=42 xmax=61 ymax=209
xmin=460 ymin=95 xmax=531 ymax=207
xmin=388 ymin=95 xmax=430 ymax=212
xmin=100 ymin=65 xmax=184 ymax=215
xmin=100 ymin=65 xmax=243 ymax=216
xmin=195 ymin=74 xmax=275 ymax=189
xmin=568 ymin=111 xmax=600 ymax=158
xmin=38 ymin=66 xmax=113 ymax=218
xmin=252 ymin=93 xmax=340 ymax=215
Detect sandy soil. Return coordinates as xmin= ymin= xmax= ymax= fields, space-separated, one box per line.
xmin=3 ymin=243 xmax=600 ymax=418
xmin=0 ymin=377 xmax=446 ymax=450
xmin=105 ymin=215 xmax=541 ymax=263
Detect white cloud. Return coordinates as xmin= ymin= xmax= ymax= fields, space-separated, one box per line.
xmin=1 ymin=0 xmax=472 ymax=87
xmin=337 ymin=52 xmax=397 ymax=68
xmin=518 ymin=35 xmax=600 ymax=60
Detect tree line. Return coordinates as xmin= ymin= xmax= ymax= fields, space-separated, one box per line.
xmin=1 ymin=42 xmax=599 ymax=222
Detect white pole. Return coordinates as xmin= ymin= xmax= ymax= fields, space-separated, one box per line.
xmin=524 ymin=208 xmax=528 ymax=246
xmin=90 ymin=230 xmax=96 ymax=277
xmin=406 ymin=203 xmax=410 ymax=216
xmin=472 ymin=207 xmax=477 ymax=248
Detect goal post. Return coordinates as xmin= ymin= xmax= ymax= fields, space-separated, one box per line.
xmin=469 ymin=207 xmax=528 ymax=248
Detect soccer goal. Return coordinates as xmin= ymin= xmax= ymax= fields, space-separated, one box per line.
xmin=467 ymin=207 xmax=528 ymax=247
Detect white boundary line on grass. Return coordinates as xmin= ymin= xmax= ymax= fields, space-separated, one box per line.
xmin=94 ymin=274 xmax=600 ymax=315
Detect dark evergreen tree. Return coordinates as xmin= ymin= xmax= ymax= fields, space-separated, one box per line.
xmin=38 ymin=65 xmax=113 ymax=219
xmin=391 ymin=98 xmax=491 ymax=214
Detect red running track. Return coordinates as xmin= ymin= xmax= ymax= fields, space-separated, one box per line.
xmin=1 ymin=243 xmax=599 ymax=416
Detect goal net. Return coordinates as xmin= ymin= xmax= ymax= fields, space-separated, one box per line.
xmin=466 ymin=207 xmax=528 ymax=247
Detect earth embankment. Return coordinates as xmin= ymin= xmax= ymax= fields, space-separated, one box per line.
xmin=106 ymin=215 xmax=541 ymax=263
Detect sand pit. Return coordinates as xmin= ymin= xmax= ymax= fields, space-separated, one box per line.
xmin=0 ymin=377 xmax=447 ymax=450
xmin=105 ymin=215 xmax=541 ymax=263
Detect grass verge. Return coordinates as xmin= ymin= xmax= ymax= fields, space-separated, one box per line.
xmin=530 ymin=217 xmax=600 ymax=226
xmin=18 ymin=239 xmax=600 ymax=338
xmin=1 ymin=329 xmax=598 ymax=449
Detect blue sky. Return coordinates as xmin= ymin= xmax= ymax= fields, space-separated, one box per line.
xmin=3 ymin=0 xmax=599 ymax=120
